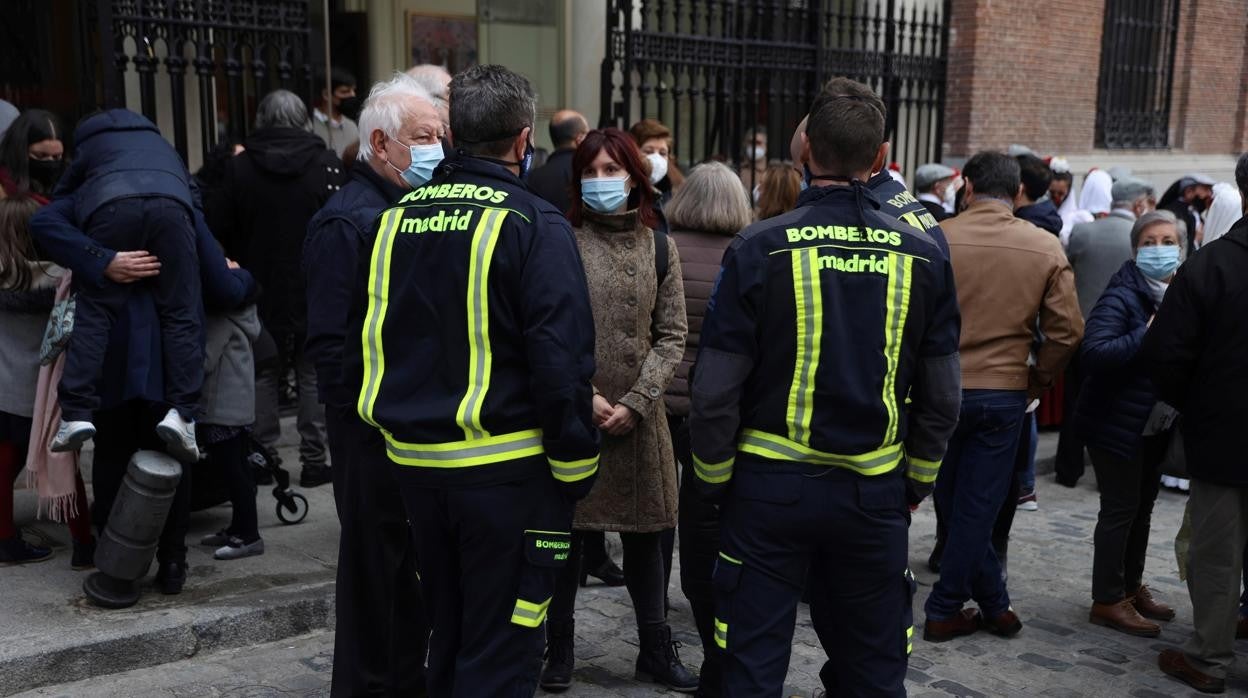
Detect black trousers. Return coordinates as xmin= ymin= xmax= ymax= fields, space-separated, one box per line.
xmin=549 ymin=529 xmax=668 ymax=631
xmin=671 ymin=415 xmax=722 ymax=687
xmin=325 ymin=405 xmax=427 ymax=698
xmin=1054 ymin=355 xmax=1086 ymax=484
xmin=717 ymin=464 xmax=911 ymax=698
xmin=1089 ymin=434 xmax=1170 ymax=604
xmin=398 ymin=470 xmax=569 ymax=698
xmin=201 ymin=431 xmax=258 ymax=542
xmin=61 ymin=197 xmax=202 ymax=422
xmin=91 ymin=401 xmax=191 ymax=565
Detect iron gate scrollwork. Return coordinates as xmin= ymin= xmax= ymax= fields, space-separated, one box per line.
xmin=600 ymin=0 xmax=950 ymax=186
xmin=94 ymin=0 xmax=315 ymax=165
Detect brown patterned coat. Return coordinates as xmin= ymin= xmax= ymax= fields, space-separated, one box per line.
xmin=572 ymin=209 xmax=687 ymax=532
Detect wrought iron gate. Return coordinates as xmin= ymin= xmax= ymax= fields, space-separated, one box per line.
xmin=1094 ymin=0 xmax=1180 ymax=149
xmin=91 ymin=0 xmax=315 ymax=165
xmin=600 ymin=0 xmax=950 ymax=183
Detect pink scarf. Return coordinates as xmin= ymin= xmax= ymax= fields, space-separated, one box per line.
xmin=25 ymin=272 xmax=79 ymax=523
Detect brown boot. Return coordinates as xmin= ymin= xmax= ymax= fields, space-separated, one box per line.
xmin=1159 ymin=648 xmax=1225 ymax=694
xmin=1089 ymin=599 xmax=1160 ymax=637
xmin=1130 ymin=585 xmax=1176 ymax=621
xmin=923 ymin=608 xmax=981 ymax=643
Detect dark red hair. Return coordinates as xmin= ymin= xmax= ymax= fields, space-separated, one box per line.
xmin=567 ymin=127 xmax=659 ymax=229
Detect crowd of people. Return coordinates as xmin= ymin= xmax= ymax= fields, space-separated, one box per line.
xmin=1 ymin=61 xmax=1247 ymax=697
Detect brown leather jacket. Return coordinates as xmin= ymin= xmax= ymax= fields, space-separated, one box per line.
xmin=944 ymin=199 xmax=1083 ymax=395
xmin=664 ymin=228 xmax=734 ymax=417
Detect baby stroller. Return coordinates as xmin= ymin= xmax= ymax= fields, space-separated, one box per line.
xmin=189 ymin=435 xmax=309 ymax=525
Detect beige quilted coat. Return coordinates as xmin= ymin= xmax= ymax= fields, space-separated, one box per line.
xmin=572 ymin=209 xmax=687 ymax=532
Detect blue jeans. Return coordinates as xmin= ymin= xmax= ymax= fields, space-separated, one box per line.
xmin=925 ymin=390 xmax=1027 ymax=620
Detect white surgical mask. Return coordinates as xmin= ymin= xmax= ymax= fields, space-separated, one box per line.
xmin=747 ymin=145 xmax=766 ymax=162
xmin=646 ymin=152 xmax=668 ymax=184
xmin=942 ymin=183 xmax=957 ymax=209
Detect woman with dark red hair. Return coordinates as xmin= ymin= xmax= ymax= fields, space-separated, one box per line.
xmin=540 ymin=128 xmax=696 ymax=693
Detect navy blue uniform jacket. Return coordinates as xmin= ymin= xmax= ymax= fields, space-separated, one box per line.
xmin=341 ymin=154 xmax=600 ymax=490
xmin=304 ymin=164 xmax=407 ymax=407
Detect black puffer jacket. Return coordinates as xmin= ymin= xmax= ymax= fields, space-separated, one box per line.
xmin=1073 ymin=260 xmax=1161 ymax=460
xmin=205 ymin=127 xmax=345 ymax=340
xmin=1143 ymin=215 xmax=1248 ymax=486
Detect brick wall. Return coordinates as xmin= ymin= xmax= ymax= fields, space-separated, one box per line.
xmin=1169 ymin=0 xmax=1248 ymax=153
xmin=944 ymin=0 xmax=1247 ymax=159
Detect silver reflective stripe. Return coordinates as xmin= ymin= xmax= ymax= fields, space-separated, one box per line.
xmin=459 ymin=208 xmax=505 ymax=439
xmin=551 ymin=460 xmax=598 ymax=478
xmin=739 ymin=434 xmax=899 ymax=471
xmin=387 ymin=433 xmax=543 ymax=463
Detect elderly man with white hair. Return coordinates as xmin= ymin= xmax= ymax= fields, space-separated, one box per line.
xmin=304 ymin=72 xmax=442 ymax=698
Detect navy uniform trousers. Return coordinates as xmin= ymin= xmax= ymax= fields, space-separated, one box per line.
xmin=325 ymin=405 xmax=428 ymax=697
xmin=397 ymin=468 xmax=571 ymax=698
xmin=714 ymin=460 xmax=913 ymax=698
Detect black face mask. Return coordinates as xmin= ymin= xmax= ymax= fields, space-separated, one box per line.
xmin=1191 ymin=196 xmax=1209 ymax=213
xmin=338 ymin=95 xmax=363 ymax=122
xmin=28 ymin=158 xmax=65 ymax=192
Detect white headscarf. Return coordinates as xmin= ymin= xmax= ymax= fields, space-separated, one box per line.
xmin=1199 ymin=182 xmax=1242 ymax=248
xmin=1080 ymin=170 xmax=1114 ymax=217
xmin=1051 ymin=157 xmax=1082 ymax=241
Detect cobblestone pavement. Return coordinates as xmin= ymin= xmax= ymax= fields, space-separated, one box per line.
xmin=21 ymin=471 xmax=1248 ymax=697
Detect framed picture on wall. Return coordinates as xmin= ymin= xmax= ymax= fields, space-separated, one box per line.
xmin=406 ymin=12 xmax=478 ymax=75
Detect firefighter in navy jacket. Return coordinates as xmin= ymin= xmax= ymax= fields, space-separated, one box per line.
xmin=341 ymin=66 xmax=599 ymax=696
xmin=689 ymin=80 xmax=962 ymax=697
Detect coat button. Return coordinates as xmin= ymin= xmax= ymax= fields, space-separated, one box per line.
xmin=627 ymin=296 xmax=637 ymax=306
xmin=626 ymin=265 xmax=636 ymax=276
xmin=625 ymin=239 xmax=635 ymax=249
xmin=625 ymin=328 xmax=635 ymax=338
xmin=648 ymin=387 xmax=661 ymax=398
xmin=626 ymin=356 xmax=636 ymax=367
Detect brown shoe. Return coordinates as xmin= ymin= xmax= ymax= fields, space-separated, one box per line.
xmin=983 ymin=608 xmax=1023 ymax=637
xmin=1131 ymin=585 xmax=1176 ymax=622
xmin=1158 ymin=648 xmax=1225 ymax=694
xmin=923 ymin=608 xmax=981 ymax=642
xmin=1237 ymin=617 xmax=1248 ymax=640
xmin=1090 ymin=599 xmax=1161 ymax=638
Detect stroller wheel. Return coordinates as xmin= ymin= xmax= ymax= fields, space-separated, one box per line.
xmin=276 ymin=492 xmax=309 ymax=525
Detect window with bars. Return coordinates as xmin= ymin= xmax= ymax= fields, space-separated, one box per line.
xmin=1094 ymin=0 xmax=1181 ymax=149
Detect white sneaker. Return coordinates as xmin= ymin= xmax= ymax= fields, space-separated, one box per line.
xmin=50 ymin=420 xmax=96 ymax=452
xmin=156 ymin=409 xmax=200 ymax=462
xmin=214 ymin=537 xmax=264 ymax=560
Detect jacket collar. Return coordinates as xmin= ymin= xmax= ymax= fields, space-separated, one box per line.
xmin=795 ymin=181 xmax=882 ymax=210
xmin=1223 ymin=214 xmax=1248 ymax=250
xmin=1109 ymin=208 xmax=1137 ymax=221
xmin=432 ymin=151 xmax=523 ymax=187
xmin=353 ymin=161 xmax=407 ymax=205
xmin=1113 ymin=259 xmax=1161 ymax=310
xmin=963 ymin=197 xmax=1015 ymax=218
xmin=583 ymin=208 xmax=644 ymax=233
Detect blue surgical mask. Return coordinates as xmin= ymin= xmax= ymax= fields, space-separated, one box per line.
xmin=1135 ymin=245 xmax=1181 ymax=280
xmin=390 ymin=139 xmax=445 ymax=188
xmin=582 ymin=176 xmax=630 ymax=213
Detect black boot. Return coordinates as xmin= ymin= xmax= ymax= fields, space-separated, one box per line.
xmin=540 ymin=620 xmax=575 ymax=692
xmin=635 ymin=624 xmax=699 ymax=693
xmin=695 ymin=652 xmax=722 ymax=698
xmin=580 ymin=558 xmax=626 ymax=587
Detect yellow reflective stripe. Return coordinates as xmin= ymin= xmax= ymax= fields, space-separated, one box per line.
xmin=384 ymin=429 xmax=544 ymax=467
xmin=510 ymin=596 xmax=551 ymax=628
xmin=357 ymin=208 xmax=404 ymax=426
xmin=738 ymin=429 xmax=904 ymax=476
xmin=906 ymin=625 xmax=914 ymax=654
xmin=549 ymin=455 xmax=599 ymax=482
xmin=718 ymin=551 xmax=742 ymax=566
xmin=693 ymin=454 xmax=734 ymax=484
xmin=714 ymin=618 xmax=728 ymax=649
xmin=900 ymin=211 xmax=924 ymax=231
xmin=907 ymin=455 xmax=941 ymax=483
xmin=455 ymin=209 xmax=509 ymax=439
xmin=880 ymin=254 xmax=913 ymax=448
xmin=786 ymin=248 xmax=823 ymax=445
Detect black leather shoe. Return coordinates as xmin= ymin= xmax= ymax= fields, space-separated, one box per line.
xmin=154 ymin=561 xmax=187 ymax=595
xmin=300 ymin=464 xmax=332 ymax=488
xmin=71 ymin=537 xmax=96 ymax=571
xmin=580 ymin=558 xmax=626 ymax=587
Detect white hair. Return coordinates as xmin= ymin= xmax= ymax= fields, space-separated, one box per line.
xmin=406 ymin=64 xmax=452 ymax=108
xmin=356 ymin=72 xmax=438 ymax=163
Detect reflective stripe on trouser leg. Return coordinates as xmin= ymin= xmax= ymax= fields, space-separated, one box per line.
xmin=511 ymin=596 xmax=551 ymax=627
